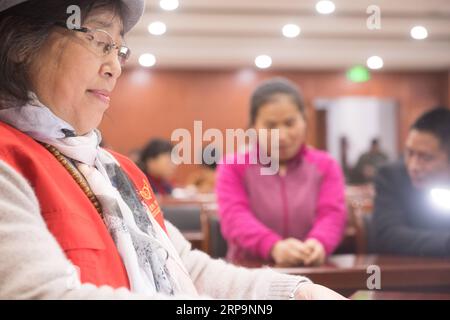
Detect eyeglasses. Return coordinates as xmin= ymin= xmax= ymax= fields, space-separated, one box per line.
xmin=55 ymin=22 xmax=131 ymax=66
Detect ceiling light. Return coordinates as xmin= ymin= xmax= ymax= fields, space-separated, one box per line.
xmin=316 ymin=1 xmax=335 ymax=14
xmin=366 ymin=56 xmax=384 ymax=70
xmin=255 ymin=55 xmax=272 ymax=69
xmin=410 ymin=26 xmax=428 ymax=40
xmin=160 ymin=0 xmax=179 ymax=11
xmin=282 ymin=24 xmax=301 ymax=38
xmin=148 ymin=21 xmax=167 ymax=35
xmin=139 ymin=53 xmax=156 ymax=67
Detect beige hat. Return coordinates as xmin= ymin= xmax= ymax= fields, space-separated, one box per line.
xmin=0 ymin=0 xmax=145 ymax=33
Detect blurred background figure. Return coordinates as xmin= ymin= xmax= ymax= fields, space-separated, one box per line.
xmin=351 ymin=138 xmax=389 ymax=184
xmin=373 ymin=107 xmax=450 ymax=257
xmin=185 ymin=148 xmax=219 ymax=194
xmin=140 ymin=138 xmax=177 ymax=195
xmin=216 ymin=78 xmax=347 ymax=267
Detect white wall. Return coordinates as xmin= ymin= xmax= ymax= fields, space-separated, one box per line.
xmin=318 ymin=97 xmax=398 ymax=167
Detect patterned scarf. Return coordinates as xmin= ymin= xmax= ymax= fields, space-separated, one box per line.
xmin=0 ymin=100 xmax=198 ymax=297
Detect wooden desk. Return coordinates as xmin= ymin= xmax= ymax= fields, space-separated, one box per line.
xmin=351 ymin=290 xmax=450 ymax=300
xmin=157 ymin=194 xmax=216 ymax=207
xmin=239 ymin=254 xmax=450 ymax=296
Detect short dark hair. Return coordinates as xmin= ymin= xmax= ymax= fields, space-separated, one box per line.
xmin=140 ymin=138 xmax=173 ymax=163
xmin=411 ymin=107 xmax=450 ymax=156
xmin=250 ymin=77 xmax=305 ymax=125
xmin=371 ymin=138 xmax=380 ymax=148
xmin=0 ymin=0 xmax=127 ymax=108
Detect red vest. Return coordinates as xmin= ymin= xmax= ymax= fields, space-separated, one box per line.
xmin=0 ymin=122 xmax=166 ymax=289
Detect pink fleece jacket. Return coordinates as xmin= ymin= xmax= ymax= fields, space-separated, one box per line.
xmin=215 ymin=145 xmax=347 ymax=263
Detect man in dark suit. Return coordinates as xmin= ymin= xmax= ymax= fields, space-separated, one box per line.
xmin=373 ymin=107 xmax=450 ymax=256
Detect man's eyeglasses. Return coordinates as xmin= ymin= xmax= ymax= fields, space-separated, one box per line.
xmin=55 ymin=22 xmax=131 ymax=66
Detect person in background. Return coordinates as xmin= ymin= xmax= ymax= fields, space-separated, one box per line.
xmin=352 ymin=138 xmax=388 ymax=184
xmin=373 ymin=107 xmax=450 ymax=256
xmin=216 ymin=78 xmax=347 ymax=267
xmin=185 ymin=148 xmax=218 ymax=194
xmin=140 ymin=138 xmax=176 ymax=195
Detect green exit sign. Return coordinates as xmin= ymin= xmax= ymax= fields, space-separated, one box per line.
xmin=347 ymin=66 xmax=371 ymax=83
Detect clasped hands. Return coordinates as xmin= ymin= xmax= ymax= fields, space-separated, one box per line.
xmin=271 ymin=238 xmax=326 ymax=267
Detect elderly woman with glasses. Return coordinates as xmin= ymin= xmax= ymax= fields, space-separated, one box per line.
xmin=0 ymin=0 xmax=345 ymax=300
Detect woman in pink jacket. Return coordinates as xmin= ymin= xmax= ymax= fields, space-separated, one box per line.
xmin=216 ymin=78 xmax=347 ymax=267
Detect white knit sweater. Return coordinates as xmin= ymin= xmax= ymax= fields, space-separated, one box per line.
xmin=0 ymin=160 xmax=310 ymax=299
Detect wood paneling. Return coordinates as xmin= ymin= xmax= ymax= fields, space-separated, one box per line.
xmin=99 ymin=68 xmax=448 ymax=184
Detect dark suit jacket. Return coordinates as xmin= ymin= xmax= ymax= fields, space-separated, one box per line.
xmin=373 ymin=161 xmax=450 ymax=256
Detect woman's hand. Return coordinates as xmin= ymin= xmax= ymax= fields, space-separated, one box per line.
xmin=295 ymin=283 xmax=348 ymax=300
xmin=270 ymin=238 xmax=310 ymax=267
xmin=302 ymin=238 xmax=326 ymax=266
xmin=271 ymin=238 xmax=327 ymax=267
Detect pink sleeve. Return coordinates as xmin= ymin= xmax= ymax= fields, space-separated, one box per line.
xmin=306 ymin=157 xmax=347 ymax=255
xmin=215 ymin=160 xmax=282 ymax=260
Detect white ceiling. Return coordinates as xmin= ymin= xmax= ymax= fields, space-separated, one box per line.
xmin=125 ymin=0 xmax=450 ymax=70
